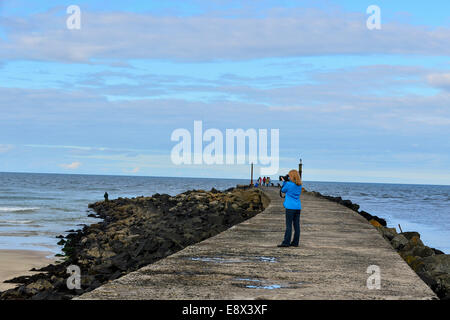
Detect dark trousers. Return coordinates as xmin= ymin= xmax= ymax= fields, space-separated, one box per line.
xmin=282 ymin=209 xmax=301 ymax=246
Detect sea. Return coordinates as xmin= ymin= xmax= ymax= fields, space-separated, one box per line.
xmin=0 ymin=172 xmax=448 ymax=254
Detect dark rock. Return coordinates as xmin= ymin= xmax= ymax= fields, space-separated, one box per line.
xmin=357 ymin=209 xmax=387 ymax=227
xmin=420 ymin=254 xmax=450 ymax=274
xmin=308 ymin=193 xmax=388 ymax=225
xmin=32 ymin=264 xmax=61 ymax=273
xmin=432 ymin=248 xmax=445 ymax=255
xmin=370 ymin=215 xmax=387 ymax=227
xmin=359 ymin=211 xmax=373 ymax=220
xmin=412 ymin=246 xmax=435 ymax=258
xmin=377 ymin=226 xmax=398 ymax=241
xmin=415 ymin=255 xmax=450 ymax=299
xmin=401 ymin=244 xmax=435 ymax=258
xmin=24 ymin=279 xmax=53 ymax=295
xmin=0 ymin=186 xmax=269 ymax=300
xmin=391 ymin=234 xmax=409 ymax=250
xmin=417 ymin=271 xmax=438 ymax=289
xmin=401 ymin=232 xmax=421 ymax=241
xmin=108 ymin=271 xmax=122 ymax=281
xmin=340 ymin=199 xmax=359 ymax=212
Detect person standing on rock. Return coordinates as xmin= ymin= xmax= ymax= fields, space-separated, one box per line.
xmin=263 ymin=177 xmax=266 ymax=186
xmin=104 ymin=192 xmax=109 ymax=202
xmin=278 ymin=170 xmax=302 ymax=247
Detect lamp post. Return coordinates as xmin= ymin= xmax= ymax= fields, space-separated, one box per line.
xmin=299 ymin=158 xmax=303 ymax=180
xmin=250 ymin=162 xmax=254 ymax=186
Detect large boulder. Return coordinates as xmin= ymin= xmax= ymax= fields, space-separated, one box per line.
xmin=24 ymin=279 xmax=53 ymax=295
xmin=402 ymin=255 xmax=425 ymax=272
xmin=416 ymin=255 xmax=450 ymax=300
xmin=340 ymin=199 xmax=360 ymax=212
xmin=370 ymin=219 xmax=383 ymax=228
xmin=408 ymin=235 xmax=424 ymax=247
xmin=376 ymin=226 xmax=398 ymax=241
xmin=358 ymin=210 xmax=387 ymax=227
xmin=432 ymin=248 xmax=445 ymax=255
xmin=420 ymin=254 xmax=450 ymax=274
xmin=391 ymin=234 xmax=409 ymax=250
xmin=400 ymin=232 xmax=424 ymax=250
xmin=401 ymin=232 xmax=421 ymax=241
xmin=410 ymin=245 xmax=435 ymax=258
xmin=400 ymin=244 xmax=435 ymax=259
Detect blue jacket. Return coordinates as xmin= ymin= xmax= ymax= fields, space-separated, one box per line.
xmin=281 ymin=181 xmax=302 ymax=210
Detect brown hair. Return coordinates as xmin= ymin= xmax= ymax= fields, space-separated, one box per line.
xmin=288 ymin=169 xmax=302 ymax=186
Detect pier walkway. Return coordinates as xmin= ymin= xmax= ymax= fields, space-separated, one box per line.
xmin=77 ymin=187 xmax=436 ymax=300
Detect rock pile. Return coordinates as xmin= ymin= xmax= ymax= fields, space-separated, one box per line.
xmin=376 ymin=226 xmax=449 ymax=300
xmin=0 ymin=186 xmax=269 ymax=300
xmin=304 ymin=190 xmax=387 ymax=226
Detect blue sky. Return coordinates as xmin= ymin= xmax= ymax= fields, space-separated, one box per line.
xmin=1 ymin=0 xmax=449 ymax=184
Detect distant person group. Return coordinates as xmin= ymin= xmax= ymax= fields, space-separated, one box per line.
xmin=255 ymin=176 xmax=271 ymax=187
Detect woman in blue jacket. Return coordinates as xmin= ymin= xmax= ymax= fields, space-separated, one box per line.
xmin=278 ymin=169 xmax=302 ymax=247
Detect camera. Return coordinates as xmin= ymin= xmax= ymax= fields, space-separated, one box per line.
xmin=279 ymin=174 xmax=289 ymax=198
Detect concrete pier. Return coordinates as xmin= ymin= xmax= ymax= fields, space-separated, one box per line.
xmin=77 ymin=187 xmax=437 ymax=300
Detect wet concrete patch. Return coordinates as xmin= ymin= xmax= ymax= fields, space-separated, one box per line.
xmin=232 ymin=277 xmax=305 ymax=290
xmin=189 ymin=257 xmax=245 ymax=263
xmin=246 ymin=284 xmax=282 ymax=290
xmin=187 ymin=255 xmax=279 ymax=264
xmin=257 ymin=256 xmax=278 ymax=263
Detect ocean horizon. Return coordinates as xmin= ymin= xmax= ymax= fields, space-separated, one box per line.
xmin=0 ymin=172 xmax=449 ymax=254
xmin=3 ymin=171 xmax=449 ymax=187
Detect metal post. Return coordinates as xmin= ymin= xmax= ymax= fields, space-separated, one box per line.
xmin=299 ymin=158 xmax=303 ymax=179
xmin=250 ymin=162 xmax=254 ymax=186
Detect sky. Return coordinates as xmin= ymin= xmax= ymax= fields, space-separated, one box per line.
xmin=0 ymin=0 xmax=449 ymax=184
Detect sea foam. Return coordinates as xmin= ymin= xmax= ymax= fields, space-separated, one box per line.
xmin=0 ymin=207 xmax=40 ymax=213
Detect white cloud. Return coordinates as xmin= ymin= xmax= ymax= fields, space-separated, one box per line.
xmin=268 ymin=105 xmax=311 ymax=112
xmin=59 ymin=161 xmax=82 ymax=169
xmin=427 ymin=73 xmax=450 ymax=90
xmin=406 ymin=115 xmax=450 ymax=126
xmin=1 ymin=8 xmax=450 ymax=63
xmin=0 ymin=144 xmax=13 ymax=153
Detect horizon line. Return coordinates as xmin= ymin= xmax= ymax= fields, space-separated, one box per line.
xmin=0 ymin=170 xmax=449 ymax=187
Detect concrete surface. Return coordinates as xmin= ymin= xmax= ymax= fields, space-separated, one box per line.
xmin=77 ymin=187 xmax=437 ymax=300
